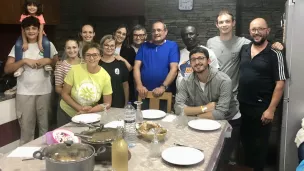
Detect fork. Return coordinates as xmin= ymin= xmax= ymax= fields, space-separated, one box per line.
xmin=174 ymin=143 xmax=204 ymax=152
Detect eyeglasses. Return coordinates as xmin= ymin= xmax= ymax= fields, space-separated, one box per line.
xmin=249 ymin=27 xmax=268 ymax=33
xmin=85 ymin=53 xmax=100 ymax=58
xmin=133 ymin=34 xmax=146 ymax=38
xmin=190 ymin=57 xmax=207 ymax=63
xmin=104 ymin=44 xmax=115 ymax=49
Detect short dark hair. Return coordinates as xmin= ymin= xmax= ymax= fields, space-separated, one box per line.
xmin=152 ymin=20 xmax=167 ymax=31
xmin=82 ymin=42 xmax=101 ymax=57
xmin=21 ymin=16 xmax=40 ymax=29
xmin=189 ymin=46 xmax=209 ymax=60
xmin=132 ymin=24 xmax=146 ymax=34
xmin=216 ymin=9 xmax=235 ymax=23
xmin=23 ymin=0 xmax=43 ymax=16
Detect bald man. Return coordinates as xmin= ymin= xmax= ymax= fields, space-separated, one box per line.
xmin=238 ymin=18 xmax=289 ymax=171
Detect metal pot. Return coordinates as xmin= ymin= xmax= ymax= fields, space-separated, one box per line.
xmin=78 ymin=127 xmax=117 ymax=162
xmin=33 ymin=141 xmax=106 ymax=171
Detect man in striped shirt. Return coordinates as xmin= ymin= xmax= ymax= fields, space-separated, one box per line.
xmin=238 ymin=18 xmax=289 ymax=171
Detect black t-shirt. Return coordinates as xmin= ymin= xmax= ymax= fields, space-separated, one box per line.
xmin=238 ymin=42 xmax=289 ymax=107
xmin=99 ymin=59 xmax=129 ymax=108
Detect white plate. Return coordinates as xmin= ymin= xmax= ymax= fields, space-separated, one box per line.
xmin=71 ymin=113 xmax=101 ymax=124
xmin=188 ymin=119 xmax=221 ymax=131
xmin=162 ymin=146 xmax=204 ymax=165
xmin=104 ymin=120 xmax=124 ymax=128
xmin=142 ymin=109 xmax=166 ymax=119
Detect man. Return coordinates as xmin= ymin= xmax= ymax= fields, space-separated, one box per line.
xmin=131 ymin=24 xmax=147 ymax=53
xmin=134 ymin=21 xmax=179 ymax=111
xmin=176 ymin=26 xmax=219 ymax=89
xmin=4 ymin=16 xmax=57 ymax=145
xmin=175 ymin=46 xmax=237 ymax=121
xmin=238 ymin=18 xmax=289 ymax=171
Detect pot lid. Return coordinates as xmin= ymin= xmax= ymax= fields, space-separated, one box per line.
xmin=80 ymin=127 xmax=117 ymax=144
xmin=43 ymin=141 xmax=94 ymax=162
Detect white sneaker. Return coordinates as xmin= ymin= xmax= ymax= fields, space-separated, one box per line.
xmin=14 ymin=67 xmax=24 ymax=77
xmin=44 ymin=65 xmax=53 ymax=71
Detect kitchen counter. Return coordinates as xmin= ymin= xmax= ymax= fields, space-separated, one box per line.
xmin=0 ymin=108 xmax=230 ymax=171
xmin=0 ymin=93 xmax=15 ymax=103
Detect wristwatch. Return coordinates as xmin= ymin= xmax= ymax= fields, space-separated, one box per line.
xmin=161 ymin=84 xmax=168 ymax=90
xmin=201 ymin=106 xmax=207 ymax=113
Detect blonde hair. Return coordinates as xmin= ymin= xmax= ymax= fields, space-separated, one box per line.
xmin=99 ymin=34 xmax=116 ymax=55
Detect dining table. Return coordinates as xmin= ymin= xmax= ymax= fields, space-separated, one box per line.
xmin=0 ymin=107 xmax=231 ymax=171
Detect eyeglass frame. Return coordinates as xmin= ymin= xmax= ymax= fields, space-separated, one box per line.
xmin=249 ymin=27 xmax=268 ymax=33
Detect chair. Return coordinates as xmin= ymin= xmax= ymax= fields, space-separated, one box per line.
xmin=138 ymin=91 xmax=172 ymax=113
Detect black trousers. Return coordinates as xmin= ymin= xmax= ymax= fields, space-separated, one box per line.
xmin=240 ymin=103 xmax=272 ymax=171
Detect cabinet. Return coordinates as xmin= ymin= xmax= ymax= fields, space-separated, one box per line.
xmin=0 ymin=0 xmax=60 ymax=25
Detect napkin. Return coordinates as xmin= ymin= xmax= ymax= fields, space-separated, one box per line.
xmin=161 ymin=114 xmax=177 ymax=122
xmin=8 ymin=147 xmax=41 ymax=158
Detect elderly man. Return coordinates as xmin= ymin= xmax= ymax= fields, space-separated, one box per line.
xmin=177 ymin=25 xmax=219 ymax=90
xmin=134 ymin=21 xmax=179 ymax=112
xmin=238 ymin=18 xmax=289 ymax=171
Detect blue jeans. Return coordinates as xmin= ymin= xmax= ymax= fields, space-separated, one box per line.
xmin=15 ymin=35 xmax=51 ymax=61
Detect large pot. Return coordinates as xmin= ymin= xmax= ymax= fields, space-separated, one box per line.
xmin=79 ymin=127 xmax=117 ymax=162
xmin=33 ymin=141 xmax=106 ymax=171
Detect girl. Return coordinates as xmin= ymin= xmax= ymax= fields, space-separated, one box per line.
xmin=14 ymin=0 xmax=51 ymax=77
xmin=99 ymin=35 xmax=129 ymax=108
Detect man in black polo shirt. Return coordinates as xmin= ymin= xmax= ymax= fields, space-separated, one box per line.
xmin=238 ymin=18 xmax=289 ymax=171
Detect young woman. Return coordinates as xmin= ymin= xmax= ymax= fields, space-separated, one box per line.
xmin=78 ymin=24 xmax=96 ymax=58
xmin=113 ymin=24 xmax=137 ymax=102
xmin=59 ymin=43 xmax=112 ymax=126
xmin=99 ymin=35 xmax=129 ymax=108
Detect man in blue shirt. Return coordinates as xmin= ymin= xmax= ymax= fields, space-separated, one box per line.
xmin=133 ymin=21 xmax=179 ymax=111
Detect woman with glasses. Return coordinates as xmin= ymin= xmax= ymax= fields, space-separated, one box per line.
xmin=59 ymin=43 xmax=112 ymax=126
xmin=113 ymin=24 xmax=137 ymax=103
xmin=99 ymin=35 xmax=129 ymax=108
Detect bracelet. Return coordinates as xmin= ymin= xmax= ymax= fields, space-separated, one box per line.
xmin=201 ymin=106 xmax=207 ymax=113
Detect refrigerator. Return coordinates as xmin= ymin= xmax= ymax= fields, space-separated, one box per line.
xmin=280 ymin=0 xmax=304 ymax=170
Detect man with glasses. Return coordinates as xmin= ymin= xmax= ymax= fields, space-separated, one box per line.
xmin=175 ymin=46 xmax=237 ymax=121
xmin=134 ymin=21 xmax=179 ymax=112
xmin=238 ymin=18 xmax=289 ymax=171
xmin=131 ymin=24 xmax=147 ymax=53
xmin=177 ymin=25 xmax=219 ymax=90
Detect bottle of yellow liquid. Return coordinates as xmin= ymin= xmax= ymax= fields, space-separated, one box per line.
xmin=112 ymin=126 xmax=128 ymax=171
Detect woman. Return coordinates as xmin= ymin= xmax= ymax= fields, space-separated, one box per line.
xmin=78 ymin=24 xmax=96 ymax=58
xmin=113 ymin=24 xmax=136 ymax=102
xmin=59 ymin=42 xmax=112 ymax=126
xmin=55 ymin=39 xmax=83 ymax=127
xmin=99 ymin=35 xmax=129 ymax=108
xmin=55 ymin=39 xmax=82 ymax=94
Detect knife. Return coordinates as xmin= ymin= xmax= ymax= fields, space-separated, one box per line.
xmin=174 ymin=143 xmax=204 ymax=152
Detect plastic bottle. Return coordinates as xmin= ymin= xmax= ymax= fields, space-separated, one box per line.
xmin=124 ymin=102 xmax=137 ymax=147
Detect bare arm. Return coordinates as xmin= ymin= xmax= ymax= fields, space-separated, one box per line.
xmin=163 ymin=63 xmax=178 ymax=87
xmin=37 ymin=58 xmax=52 ymax=68
xmin=123 ymin=81 xmax=129 ymax=106
xmin=61 ymin=83 xmax=82 ymax=112
xmin=134 ymin=60 xmax=148 ymax=98
xmin=55 ymin=85 xmax=63 ymax=94
xmin=4 ymin=57 xmax=25 ymax=74
xmin=121 ymin=58 xmax=132 ymax=71
xmin=89 ymin=95 xmax=112 ymax=113
xmin=268 ymin=80 xmax=285 ymax=112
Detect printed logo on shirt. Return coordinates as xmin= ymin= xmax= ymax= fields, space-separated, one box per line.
xmin=115 ymin=68 xmax=120 ymax=75
xmin=180 ymin=60 xmax=193 ymax=77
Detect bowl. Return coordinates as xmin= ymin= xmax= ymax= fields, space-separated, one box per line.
xmin=137 ymin=121 xmax=167 ymax=141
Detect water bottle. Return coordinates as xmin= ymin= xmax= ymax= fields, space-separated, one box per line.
xmin=124 ymin=102 xmax=137 ymax=147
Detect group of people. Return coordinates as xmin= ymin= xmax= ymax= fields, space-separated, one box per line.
xmin=3 ymin=1 xmax=288 ymax=170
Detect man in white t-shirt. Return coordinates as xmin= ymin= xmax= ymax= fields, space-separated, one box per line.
xmin=177 ymin=26 xmax=220 ymax=90
xmin=4 ymin=16 xmax=58 ymax=145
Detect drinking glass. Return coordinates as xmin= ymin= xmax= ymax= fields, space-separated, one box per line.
xmin=134 ymin=101 xmax=143 ymax=123
xmin=100 ymin=103 xmax=110 ymax=125
xmin=175 ymin=110 xmax=188 ymax=129
xmin=149 ymin=128 xmax=161 ymax=159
